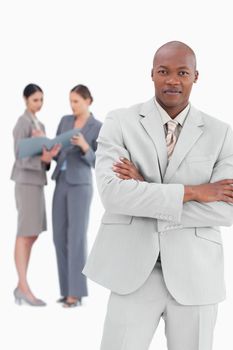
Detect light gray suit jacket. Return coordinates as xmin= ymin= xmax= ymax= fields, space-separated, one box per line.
xmin=11 ymin=110 xmax=48 ymax=186
xmin=52 ymin=114 xmax=102 ymax=184
xmin=83 ymin=98 xmax=233 ymax=306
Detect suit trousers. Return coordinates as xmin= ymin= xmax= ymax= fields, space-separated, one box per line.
xmin=52 ymin=171 xmax=93 ymax=297
xmin=100 ymin=262 xmax=218 ymax=350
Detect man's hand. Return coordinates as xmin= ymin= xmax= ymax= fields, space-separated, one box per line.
xmin=184 ymin=180 xmax=233 ymax=203
xmin=40 ymin=144 xmax=61 ymax=164
xmin=112 ymin=158 xmax=233 ymax=204
xmin=112 ymin=157 xmax=144 ymax=181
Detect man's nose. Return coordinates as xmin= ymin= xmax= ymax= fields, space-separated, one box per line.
xmin=165 ymin=74 xmax=180 ymax=85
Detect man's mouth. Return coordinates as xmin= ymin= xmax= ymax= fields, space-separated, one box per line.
xmin=163 ymin=89 xmax=182 ymax=95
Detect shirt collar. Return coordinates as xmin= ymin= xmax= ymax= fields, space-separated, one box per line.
xmin=154 ymin=98 xmax=190 ymax=127
xmin=24 ymin=109 xmax=41 ymax=129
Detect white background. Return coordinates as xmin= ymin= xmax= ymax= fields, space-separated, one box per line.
xmin=0 ymin=0 xmax=232 ymax=349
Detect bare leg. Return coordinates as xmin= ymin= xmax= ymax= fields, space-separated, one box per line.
xmin=66 ymin=296 xmax=80 ymax=303
xmin=63 ymin=295 xmax=81 ymax=307
xmin=14 ymin=235 xmax=38 ymax=301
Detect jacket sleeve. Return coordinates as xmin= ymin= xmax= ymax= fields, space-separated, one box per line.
xmin=13 ymin=118 xmax=43 ymax=171
xmin=95 ymin=111 xmax=184 ymax=222
xmin=52 ymin=118 xmax=64 ymax=162
xmin=79 ymin=123 xmax=102 ymax=168
xmin=158 ymin=125 xmax=233 ymax=231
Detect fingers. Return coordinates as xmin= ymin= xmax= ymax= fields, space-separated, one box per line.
xmin=222 ymin=190 xmax=233 ymax=198
xmin=113 ymin=158 xmax=144 ymax=181
xmin=116 ymin=173 xmax=131 ymax=180
xmin=113 ymin=157 xmax=135 ymax=170
xmin=113 ymin=162 xmax=131 ymax=170
xmin=52 ymin=143 xmax=62 ymax=151
xmin=71 ymin=135 xmax=81 ymax=145
xmin=223 ymin=185 xmax=233 ymax=191
xmin=112 ymin=163 xmax=130 ymax=176
xmin=42 ymin=145 xmax=48 ymax=153
xmin=216 ymin=179 xmax=233 ymax=185
xmin=221 ymin=195 xmax=233 ymax=203
xmin=112 ymin=166 xmax=131 ymax=176
xmin=119 ymin=157 xmax=131 ymax=165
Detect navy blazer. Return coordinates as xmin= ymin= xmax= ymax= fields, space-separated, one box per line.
xmin=52 ymin=114 xmax=102 ymax=185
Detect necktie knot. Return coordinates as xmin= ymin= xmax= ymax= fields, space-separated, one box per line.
xmin=166 ymin=120 xmax=178 ymax=133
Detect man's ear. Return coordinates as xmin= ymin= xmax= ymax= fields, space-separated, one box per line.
xmin=151 ymin=68 xmax=154 ymax=79
xmin=194 ymin=70 xmax=199 ymax=83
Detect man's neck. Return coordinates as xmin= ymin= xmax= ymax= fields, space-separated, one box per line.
xmin=155 ymin=99 xmax=189 ymax=119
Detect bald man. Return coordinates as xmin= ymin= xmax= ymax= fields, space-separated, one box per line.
xmin=83 ymin=41 xmax=233 ymax=350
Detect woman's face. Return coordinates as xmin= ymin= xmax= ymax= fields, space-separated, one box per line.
xmin=70 ymin=92 xmax=91 ymax=116
xmin=25 ymin=91 xmax=43 ymax=114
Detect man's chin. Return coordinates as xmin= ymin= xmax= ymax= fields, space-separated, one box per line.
xmin=160 ymin=99 xmax=182 ymax=108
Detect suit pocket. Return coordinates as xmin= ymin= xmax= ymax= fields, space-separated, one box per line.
xmin=195 ymin=227 xmax=222 ymax=244
xmin=101 ymin=213 xmax=133 ymax=224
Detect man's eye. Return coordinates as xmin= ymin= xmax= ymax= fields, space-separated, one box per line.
xmin=158 ymin=70 xmax=167 ymax=75
xmin=179 ymin=71 xmax=189 ymax=76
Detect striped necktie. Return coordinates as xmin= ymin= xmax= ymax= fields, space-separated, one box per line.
xmin=166 ymin=120 xmax=178 ymax=161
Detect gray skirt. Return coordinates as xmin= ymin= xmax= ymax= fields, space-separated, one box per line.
xmin=15 ymin=183 xmax=47 ymax=236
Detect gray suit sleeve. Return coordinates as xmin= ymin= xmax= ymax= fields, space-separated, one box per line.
xmin=13 ymin=118 xmax=43 ymax=171
xmin=80 ymin=125 xmax=101 ymax=168
xmin=52 ymin=118 xmax=63 ymax=163
xmin=95 ymin=111 xmax=184 ymax=222
xmin=80 ymin=146 xmax=96 ymax=167
xmin=159 ymin=125 xmax=233 ymax=231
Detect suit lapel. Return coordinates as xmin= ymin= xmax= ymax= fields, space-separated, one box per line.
xmin=80 ymin=114 xmax=95 ymax=136
xmin=60 ymin=114 xmax=95 ymax=159
xmin=139 ymin=99 xmax=168 ymax=179
xmin=163 ymin=106 xmax=204 ymax=183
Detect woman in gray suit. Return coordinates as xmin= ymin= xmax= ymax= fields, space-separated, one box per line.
xmin=52 ymin=84 xmax=102 ymax=307
xmin=11 ymin=84 xmax=60 ymax=306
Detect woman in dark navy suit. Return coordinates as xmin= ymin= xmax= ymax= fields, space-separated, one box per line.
xmin=52 ymin=85 xmax=102 ymax=307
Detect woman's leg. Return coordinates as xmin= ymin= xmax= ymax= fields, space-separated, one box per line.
xmin=66 ymin=184 xmax=93 ymax=304
xmin=52 ymin=175 xmax=69 ymax=298
xmin=14 ymin=235 xmax=38 ymax=300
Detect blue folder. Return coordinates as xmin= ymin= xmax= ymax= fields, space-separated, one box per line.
xmin=18 ymin=128 xmax=80 ymax=159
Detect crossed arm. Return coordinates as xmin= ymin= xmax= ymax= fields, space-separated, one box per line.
xmin=96 ymin=112 xmax=233 ymax=228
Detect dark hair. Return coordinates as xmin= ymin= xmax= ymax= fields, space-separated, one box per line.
xmin=70 ymin=84 xmax=93 ymax=103
xmin=23 ymin=84 xmax=43 ymax=99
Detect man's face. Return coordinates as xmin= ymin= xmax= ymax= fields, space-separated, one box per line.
xmin=151 ymin=47 xmax=198 ymax=114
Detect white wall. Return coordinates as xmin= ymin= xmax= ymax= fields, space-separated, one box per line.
xmin=0 ymin=0 xmax=232 ymax=349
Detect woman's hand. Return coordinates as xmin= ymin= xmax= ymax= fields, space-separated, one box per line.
xmin=31 ymin=129 xmax=45 ymax=137
xmin=50 ymin=144 xmax=62 ymax=158
xmin=70 ymin=133 xmax=90 ymax=153
xmin=112 ymin=157 xmax=144 ymax=181
xmin=40 ymin=144 xmax=61 ymax=163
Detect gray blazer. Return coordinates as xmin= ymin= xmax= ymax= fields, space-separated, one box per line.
xmin=11 ymin=110 xmax=48 ymax=186
xmin=52 ymin=114 xmax=102 ymax=184
xmin=83 ymin=98 xmax=233 ymax=306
